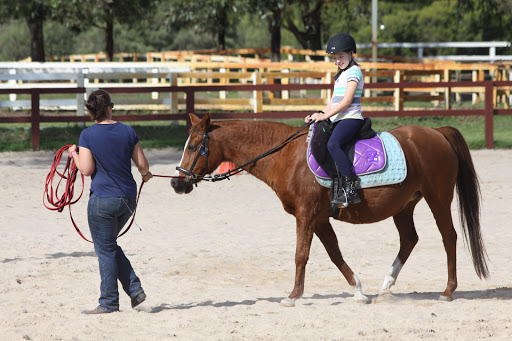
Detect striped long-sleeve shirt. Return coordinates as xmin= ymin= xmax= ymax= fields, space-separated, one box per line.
xmin=329 ymin=65 xmax=364 ymax=122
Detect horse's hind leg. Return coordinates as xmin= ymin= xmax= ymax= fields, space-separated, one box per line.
xmin=380 ymin=199 xmax=421 ymax=295
xmin=424 ymin=196 xmax=458 ymax=301
xmin=315 ymin=217 xmax=369 ymax=303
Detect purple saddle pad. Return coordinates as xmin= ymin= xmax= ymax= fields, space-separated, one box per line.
xmin=307 ymin=135 xmax=386 ymax=179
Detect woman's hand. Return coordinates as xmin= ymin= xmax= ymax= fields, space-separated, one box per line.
xmin=305 ymin=111 xmax=327 ymax=123
xmin=68 ymin=145 xmax=78 ymax=158
xmin=141 ymin=171 xmax=153 ymax=183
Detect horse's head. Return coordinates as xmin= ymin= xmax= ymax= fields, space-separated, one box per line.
xmin=171 ymin=113 xmax=221 ymax=194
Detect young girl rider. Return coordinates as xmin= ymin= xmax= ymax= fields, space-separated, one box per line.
xmin=305 ymin=33 xmax=364 ymax=207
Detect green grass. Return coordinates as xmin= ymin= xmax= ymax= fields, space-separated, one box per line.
xmin=0 ymin=121 xmax=188 ymax=152
xmin=1 ymin=115 xmax=511 ymax=152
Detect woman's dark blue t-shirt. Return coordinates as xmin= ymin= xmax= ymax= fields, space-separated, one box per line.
xmin=79 ymin=122 xmax=139 ymax=198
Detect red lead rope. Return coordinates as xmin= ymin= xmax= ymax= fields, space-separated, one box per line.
xmin=44 ymin=145 xmax=182 ymax=243
xmin=43 ymin=145 xmax=91 ymax=242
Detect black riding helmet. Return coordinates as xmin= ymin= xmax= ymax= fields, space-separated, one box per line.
xmin=326 ymin=33 xmax=357 ymax=54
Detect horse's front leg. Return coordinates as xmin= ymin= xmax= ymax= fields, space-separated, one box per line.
xmin=315 ymin=218 xmax=369 ymax=304
xmin=280 ymin=214 xmax=315 ymax=307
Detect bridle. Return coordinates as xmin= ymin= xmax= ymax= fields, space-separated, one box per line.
xmin=176 ymin=123 xmax=312 ymax=183
xmin=175 ymin=128 xmax=211 ymax=181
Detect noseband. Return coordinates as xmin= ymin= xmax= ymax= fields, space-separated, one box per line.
xmin=176 ymin=128 xmax=210 ymax=180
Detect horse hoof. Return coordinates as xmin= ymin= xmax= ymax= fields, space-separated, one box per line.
xmin=354 ymin=293 xmax=370 ymax=304
xmin=280 ymin=298 xmax=296 ymax=307
xmin=379 ymin=289 xmax=393 ymax=296
xmin=439 ymin=295 xmax=453 ymax=302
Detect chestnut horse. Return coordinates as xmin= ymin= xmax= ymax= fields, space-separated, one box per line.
xmin=171 ymin=113 xmax=488 ymax=307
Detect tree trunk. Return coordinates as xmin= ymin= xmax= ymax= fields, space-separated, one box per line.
xmin=217 ymin=6 xmax=227 ymax=50
xmin=26 ymin=14 xmax=45 ymax=62
xmin=284 ymin=1 xmax=325 ymax=60
xmin=269 ymin=10 xmax=281 ymax=62
xmin=268 ymin=7 xmax=282 ymax=98
xmin=105 ymin=16 xmax=114 ymax=61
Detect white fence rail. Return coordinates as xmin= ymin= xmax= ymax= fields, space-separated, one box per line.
xmin=0 ymin=63 xmax=191 ymax=113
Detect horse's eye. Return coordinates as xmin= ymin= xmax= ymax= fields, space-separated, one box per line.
xmin=188 ymin=145 xmax=197 ymax=152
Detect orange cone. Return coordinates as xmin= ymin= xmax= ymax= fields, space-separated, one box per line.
xmin=216 ymin=161 xmax=239 ymax=175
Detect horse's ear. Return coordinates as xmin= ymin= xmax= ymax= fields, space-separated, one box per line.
xmin=202 ymin=112 xmax=211 ymax=129
xmin=189 ymin=113 xmax=201 ymax=126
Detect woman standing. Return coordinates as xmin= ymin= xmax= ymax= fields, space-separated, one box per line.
xmin=305 ymin=33 xmax=364 ymax=206
xmin=68 ymin=89 xmax=153 ymax=314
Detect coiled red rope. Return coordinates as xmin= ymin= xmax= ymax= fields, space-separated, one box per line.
xmin=43 ymin=145 xmax=90 ymax=241
xmin=44 ymin=145 xmax=182 ymax=243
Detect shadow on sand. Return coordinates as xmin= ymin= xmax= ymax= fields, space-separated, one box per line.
xmin=147 ymin=288 xmax=512 ymax=312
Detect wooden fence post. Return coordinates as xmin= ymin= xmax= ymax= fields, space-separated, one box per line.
xmin=169 ymin=73 xmax=178 ymax=114
xmin=31 ymin=89 xmax=40 ymax=151
xmin=432 ymin=73 xmax=441 ymax=107
xmin=444 ymin=68 xmax=451 ymax=110
xmin=394 ymin=70 xmax=404 ymax=111
xmin=252 ymin=72 xmax=263 ymax=113
xmin=151 ymin=68 xmax=159 ymax=100
xmin=76 ymin=71 xmax=85 ymax=128
xmin=8 ymin=69 xmax=16 ymax=102
xmin=484 ymin=81 xmax=494 ymax=149
xmin=185 ymin=88 xmax=194 ymax=133
xmin=220 ymin=68 xmax=226 ymax=100
xmin=282 ymin=69 xmax=289 ymax=100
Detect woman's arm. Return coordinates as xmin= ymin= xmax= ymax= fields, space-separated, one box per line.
xmin=69 ymin=145 xmax=95 ymax=176
xmin=132 ymin=142 xmax=153 ymax=182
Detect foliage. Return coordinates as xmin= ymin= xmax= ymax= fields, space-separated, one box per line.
xmin=456 ymin=0 xmax=512 ymax=54
xmin=0 ymin=20 xmax=30 ymax=61
xmin=0 ymin=0 xmax=511 ymax=61
xmin=163 ymin=0 xmax=244 ymax=50
xmin=49 ymin=0 xmax=157 ymax=60
xmin=282 ymin=0 xmax=327 ymax=51
xmin=0 ymin=0 xmax=52 ymax=61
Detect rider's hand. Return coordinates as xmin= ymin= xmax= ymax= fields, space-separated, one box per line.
xmin=306 ymin=111 xmax=326 ymax=123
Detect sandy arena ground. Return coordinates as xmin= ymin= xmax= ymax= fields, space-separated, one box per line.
xmin=1 ymin=147 xmax=511 ymax=340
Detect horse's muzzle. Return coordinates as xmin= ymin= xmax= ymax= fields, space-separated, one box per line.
xmin=171 ymin=178 xmax=194 ymax=194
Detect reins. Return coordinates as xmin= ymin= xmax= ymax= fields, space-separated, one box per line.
xmin=177 ymin=122 xmax=312 ymax=182
xmin=44 ymin=145 xmax=182 ymax=243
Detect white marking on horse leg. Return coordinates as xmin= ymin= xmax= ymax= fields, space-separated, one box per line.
xmin=352 ymin=274 xmax=369 ymax=304
xmin=280 ymin=297 xmax=296 ymax=307
xmin=174 ymin=136 xmax=190 ymax=177
xmin=380 ymin=257 xmax=403 ymax=294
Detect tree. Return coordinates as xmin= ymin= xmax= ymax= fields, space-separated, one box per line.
xmin=283 ymin=0 xmax=326 ymax=51
xmin=0 ymin=0 xmax=52 ymax=62
xmin=247 ymin=0 xmax=287 ymax=62
xmin=456 ymin=0 xmax=512 ymax=53
xmin=50 ymin=0 xmax=157 ymax=61
xmin=163 ymin=0 xmax=243 ymax=51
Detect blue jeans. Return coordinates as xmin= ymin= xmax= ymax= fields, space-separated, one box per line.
xmin=87 ymin=193 xmax=143 ymax=312
xmin=327 ymin=118 xmax=365 ymax=176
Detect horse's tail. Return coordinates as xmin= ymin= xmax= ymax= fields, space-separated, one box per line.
xmin=437 ymin=126 xmax=489 ymax=279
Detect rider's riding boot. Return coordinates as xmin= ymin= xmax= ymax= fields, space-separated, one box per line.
xmin=342 ymin=174 xmax=361 ymax=204
xmin=331 ymin=188 xmax=347 ymax=206
xmin=331 ymin=176 xmax=348 ymax=206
